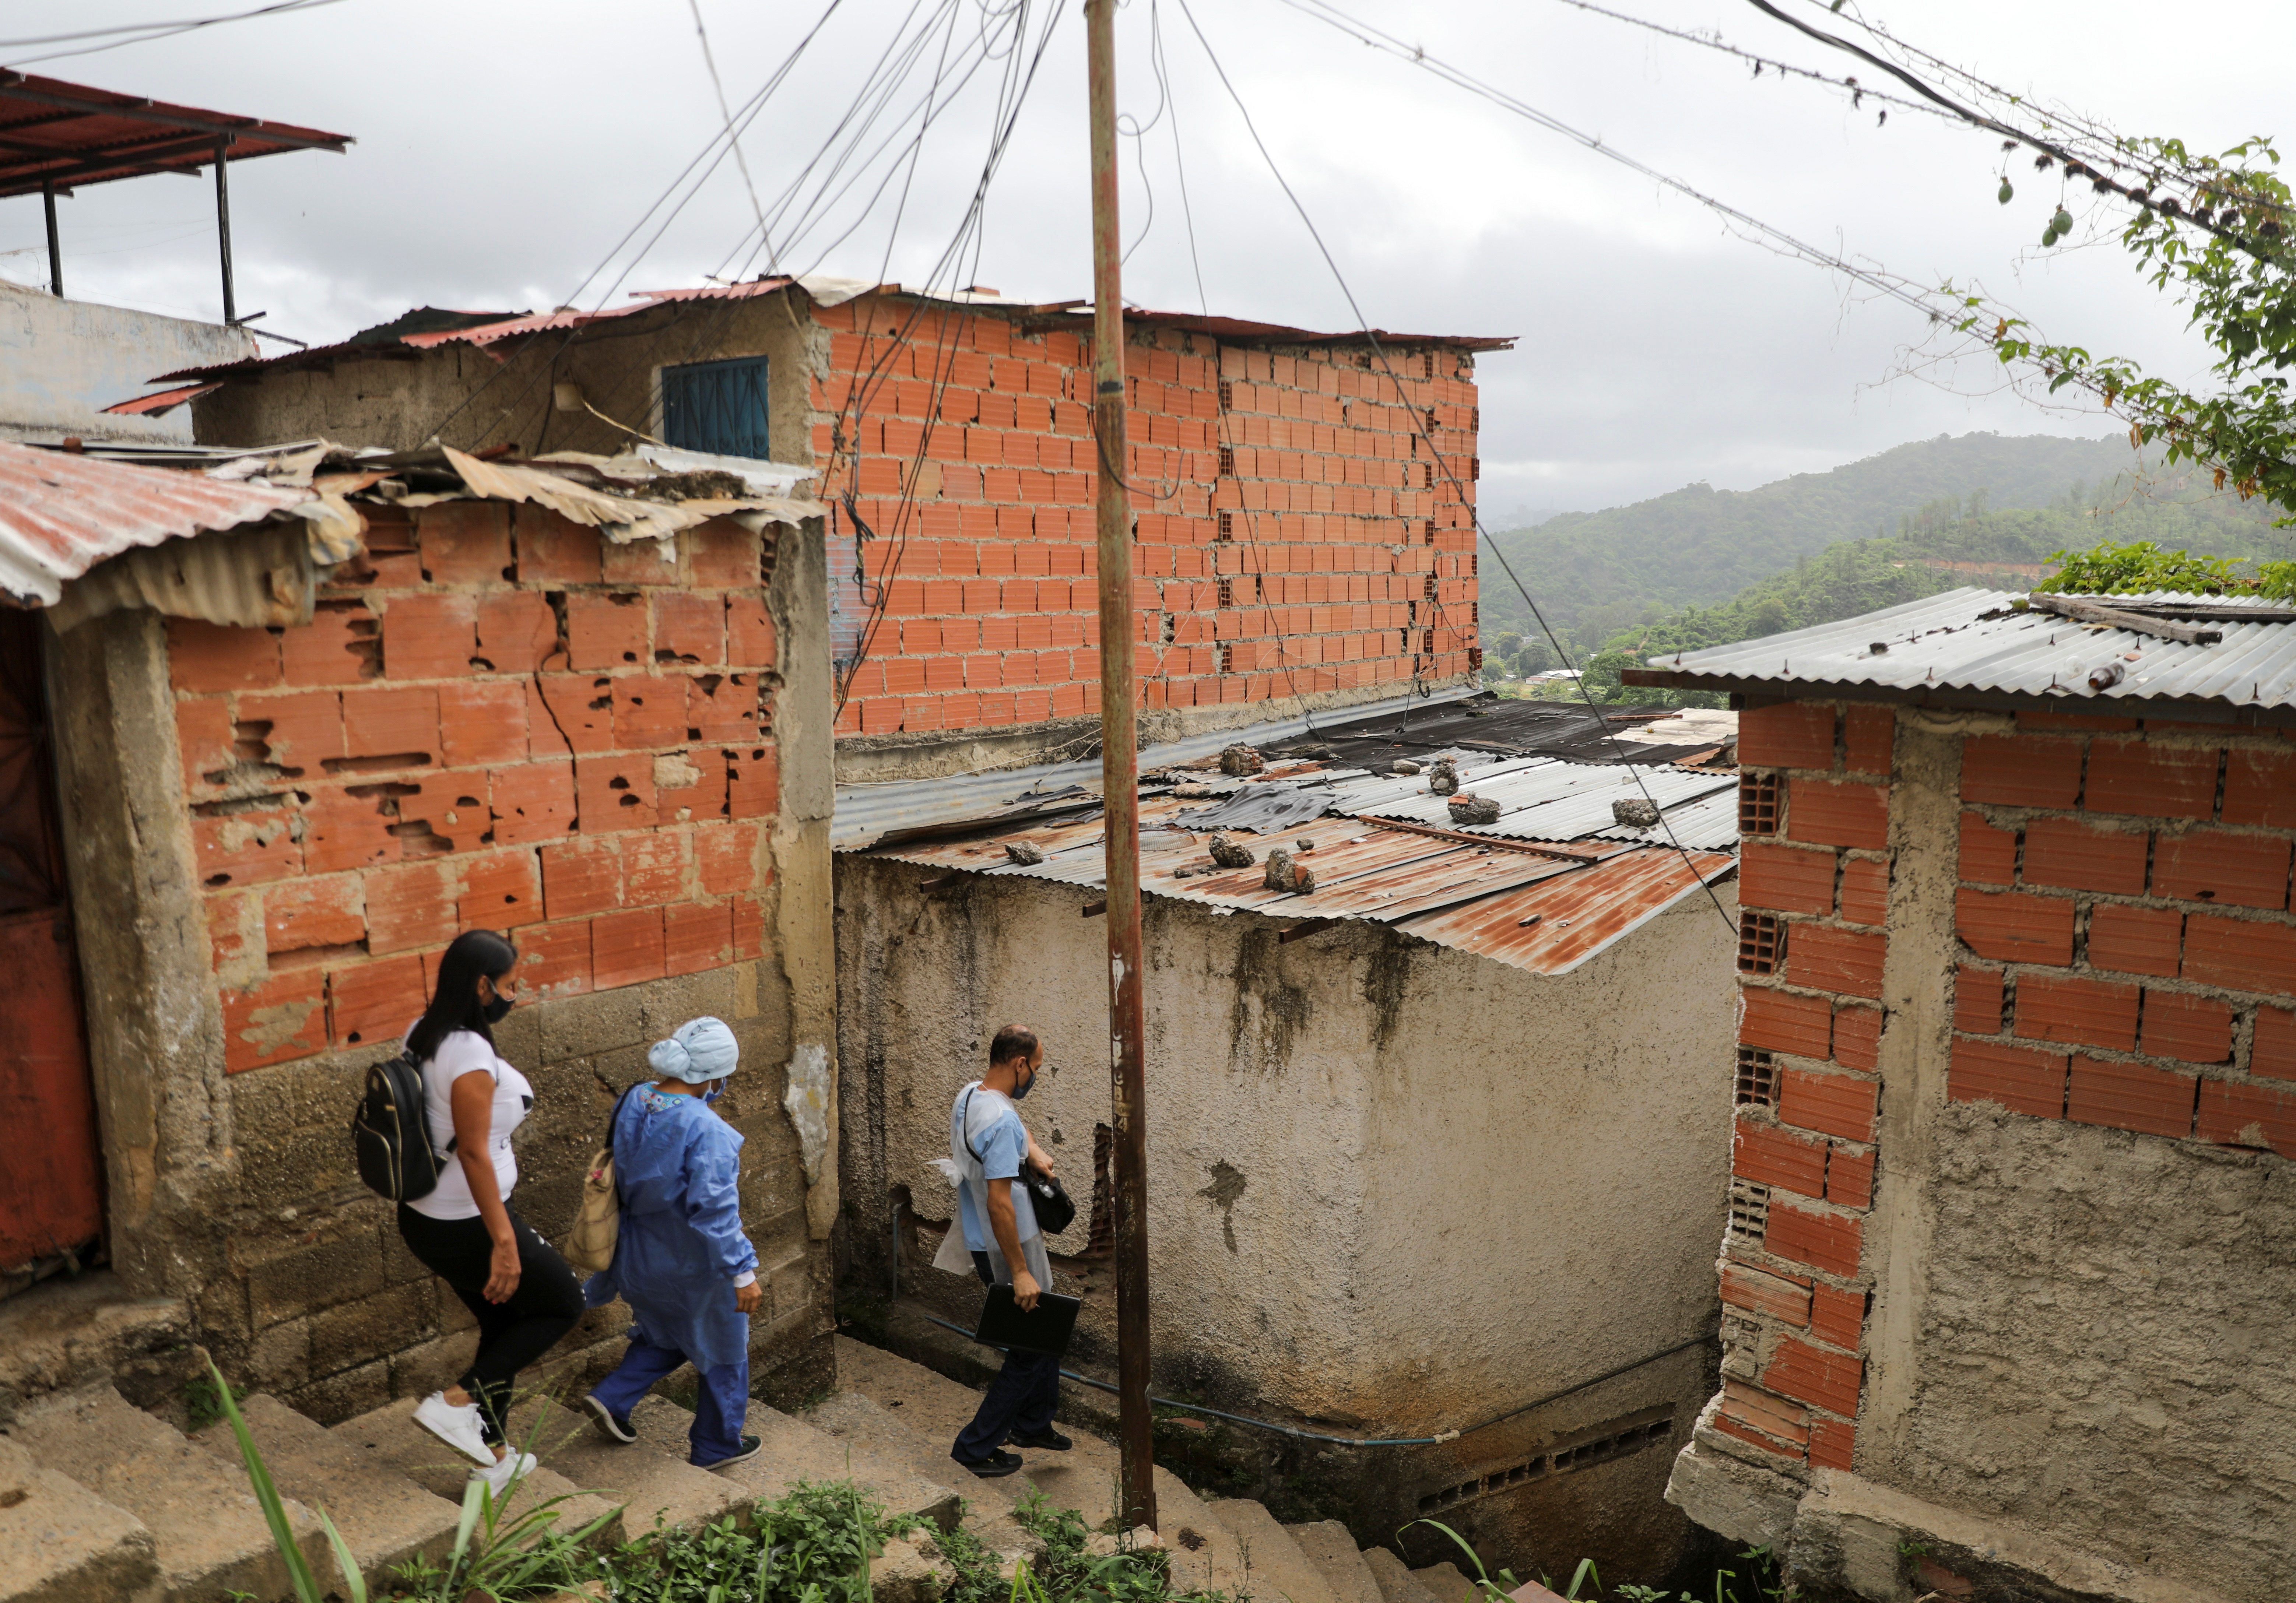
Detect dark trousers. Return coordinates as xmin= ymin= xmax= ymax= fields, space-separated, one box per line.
xmin=951 ymin=1252 xmax=1061 ymax=1465
xmin=397 ymin=1204 xmax=583 ymax=1442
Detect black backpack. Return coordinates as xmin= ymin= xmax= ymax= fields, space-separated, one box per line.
xmin=351 ymin=1051 xmax=453 ymax=1202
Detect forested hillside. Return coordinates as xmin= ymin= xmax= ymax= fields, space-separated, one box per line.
xmin=1481 ymin=432 xmax=2152 ymax=641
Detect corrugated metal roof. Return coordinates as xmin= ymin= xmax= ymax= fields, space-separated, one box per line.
xmin=831 ymin=682 xmax=1484 ymax=849
xmin=1395 ymin=847 xmax=1737 ymax=973
xmin=849 ymin=714 xmax=1740 ymax=976
xmin=1592 ymin=786 xmax=1741 ymax=850
xmin=1343 ymin=760 xmax=1733 ymax=841
xmin=1063 ymin=307 xmax=1514 ymax=353
xmin=862 ymin=804 xmax=1727 ymax=975
xmin=0 ymin=440 xmax=306 ymax=608
xmin=1627 ymin=586 xmax=2296 ymax=714
xmin=0 ymin=71 xmax=349 ymax=200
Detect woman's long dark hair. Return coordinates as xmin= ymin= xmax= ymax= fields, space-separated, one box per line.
xmin=408 ymin=930 xmax=517 ymax=1064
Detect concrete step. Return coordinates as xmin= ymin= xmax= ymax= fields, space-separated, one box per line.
xmin=1365 ymin=1545 xmax=1444 ymax=1603
xmin=1216 ymin=1496 xmax=1344 ymax=1603
xmin=709 ymin=1397 xmax=966 ymax=1533
xmin=191 ymin=1393 xmax=463 ymax=1585
xmin=832 ymin=1335 xmax=1256 ymax=1591
xmin=330 ymin=1398 xmax=625 ymax=1550
xmin=826 ymin=1334 xmax=1121 ymax=1533
xmin=12 ymin=1385 xmax=330 ymax=1603
xmin=800 ymin=1390 xmax=1036 ymax=1553
xmin=1147 ymin=1473 xmax=1251 ymax=1597
xmin=0 ymin=1434 xmax=161 ymax=1603
xmin=1413 ymin=1558 xmax=1477 ymax=1603
xmin=514 ymin=1394 xmax=740 ymax=1537
xmin=1287 ymin=1520 xmax=1386 ymax=1603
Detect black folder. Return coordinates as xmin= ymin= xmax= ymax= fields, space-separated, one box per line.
xmin=975 ymin=1282 xmax=1082 ymax=1357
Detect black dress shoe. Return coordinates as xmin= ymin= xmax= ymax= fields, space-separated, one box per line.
xmin=955 ymin=1448 xmax=1025 ymax=1477
xmin=1006 ymin=1427 xmax=1073 ymax=1451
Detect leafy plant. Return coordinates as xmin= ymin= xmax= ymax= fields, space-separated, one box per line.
xmin=1402 ymin=1519 xmax=1783 ymax=1603
xmin=937 ymin=1487 xmax=1235 ymax=1603
xmin=186 ymin=1369 xmax=249 ymax=1433
xmin=1950 ymin=133 xmax=2296 ymax=522
xmin=594 ymin=1476 xmax=917 ymax=1603
xmin=203 ymin=1356 xmax=365 ymax=1603
xmin=2035 ymin=540 xmax=2242 ymax=595
xmin=389 ymin=1470 xmax=607 ymax=1603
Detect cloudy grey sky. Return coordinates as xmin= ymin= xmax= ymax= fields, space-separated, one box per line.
xmin=4 ymin=0 xmax=2283 ymax=514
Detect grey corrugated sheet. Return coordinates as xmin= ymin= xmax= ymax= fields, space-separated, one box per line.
xmin=830 ymin=682 xmax=1480 ymax=847
xmin=1592 ymin=786 xmax=1741 ymax=850
xmin=1344 ymin=760 xmax=1732 ymax=840
xmin=1642 ymin=586 xmax=2296 ymax=709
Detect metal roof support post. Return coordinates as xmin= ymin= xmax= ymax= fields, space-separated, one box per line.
xmin=213 ymin=135 xmax=235 ymax=325
xmin=1086 ymin=0 xmax=1157 ymax=1534
xmin=41 ymin=177 xmax=60 ymax=297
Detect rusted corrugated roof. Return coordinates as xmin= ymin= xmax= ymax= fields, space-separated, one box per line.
xmin=0 ymin=71 xmax=348 ymax=200
xmin=99 ymin=381 xmax=219 ymax=418
xmin=155 ymin=279 xmax=807 ymax=382
xmin=1395 ymin=847 xmax=1738 ymax=972
xmin=149 ymin=273 xmax=1510 ymax=388
xmin=1107 ymin=308 xmax=1512 ymax=353
xmin=0 ymin=440 xmax=306 ymax=608
xmin=860 ymin=784 xmax=1732 ymax=975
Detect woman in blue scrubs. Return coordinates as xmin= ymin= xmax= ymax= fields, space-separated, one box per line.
xmin=578 ymin=1016 xmax=763 ymax=1469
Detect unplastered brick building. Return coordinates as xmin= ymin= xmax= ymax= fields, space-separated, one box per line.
xmin=0 ymin=439 xmax=842 ymax=1426
xmin=1629 ymin=588 xmax=2296 ymax=1603
xmin=168 ymin=280 xmax=1505 ymax=777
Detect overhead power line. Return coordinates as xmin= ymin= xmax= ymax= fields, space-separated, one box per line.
xmin=0 ymin=0 xmax=351 ymax=67
xmin=1176 ymin=0 xmax=1738 ymax=932
xmin=685 ymin=0 xmax=769 ymax=249
xmin=1538 ymin=0 xmax=1946 ymax=125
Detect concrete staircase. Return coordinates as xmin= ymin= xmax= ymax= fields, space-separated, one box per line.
xmin=0 ymin=1331 xmax=1489 ymax=1603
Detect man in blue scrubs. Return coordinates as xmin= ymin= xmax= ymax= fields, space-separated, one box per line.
xmin=947 ymin=1024 xmax=1072 ymax=1477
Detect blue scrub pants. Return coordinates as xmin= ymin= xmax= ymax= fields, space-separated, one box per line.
xmin=590 ymin=1335 xmax=750 ymax=1466
xmin=951 ymin=1253 xmax=1061 ymax=1465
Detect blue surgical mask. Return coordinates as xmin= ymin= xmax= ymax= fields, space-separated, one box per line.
xmin=702 ymin=1081 xmax=724 ymax=1105
xmin=1010 ymin=1063 xmax=1039 ymax=1100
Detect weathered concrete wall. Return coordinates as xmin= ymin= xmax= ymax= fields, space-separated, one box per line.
xmin=1668 ymin=700 xmax=2296 ymax=1603
xmin=835 ymin=853 xmax=1734 ymax=1583
xmin=0 ymin=279 xmax=255 ymax=443
xmin=40 ymin=506 xmax=841 ymax=1421
xmin=43 ymin=608 xmax=234 ymax=1297
xmin=189 ymin=286 xmax=1483 ymax=765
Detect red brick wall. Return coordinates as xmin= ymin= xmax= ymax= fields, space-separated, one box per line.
xmin=1722 ymin=699 xmax=1890 ymax=1473
xmin=171 ymin=502 xmax=779 ymax=1073
xmin=1946 ymin=709 xmax=2296 ymax=1154
xmin=811 ymin=300 xmax=1479 ymax=738
xmin=1721 ymin=697 xmax=2296 ymax=1482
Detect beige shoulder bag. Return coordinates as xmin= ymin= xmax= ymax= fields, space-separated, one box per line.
xmin=563 ymin=1086 xmax=635 ymax=1274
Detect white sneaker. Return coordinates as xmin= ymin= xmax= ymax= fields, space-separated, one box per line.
xmin=471 ymin=1450 xmax=537 ymax=1496
xmin=414 ymin=1392 xmax=495 ymax=1466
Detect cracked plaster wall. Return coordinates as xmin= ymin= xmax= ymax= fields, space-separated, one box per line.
xmin=835 ymin=852 xmax=1734 ymax=1585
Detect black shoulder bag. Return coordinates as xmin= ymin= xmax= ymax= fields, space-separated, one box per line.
xmin=962 ymin=1087 xmax=1077 ymax=1237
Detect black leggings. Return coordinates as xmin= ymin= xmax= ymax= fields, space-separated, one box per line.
xmin=396 ymin=1205 xmax=583 ymax=1442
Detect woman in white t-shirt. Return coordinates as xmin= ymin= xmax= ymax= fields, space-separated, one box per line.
xmin=397 ymin=930 xmax=583 ymax=1493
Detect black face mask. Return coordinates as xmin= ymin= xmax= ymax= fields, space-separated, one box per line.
xmin=481 ymin=990 xmax=514 ymax=1024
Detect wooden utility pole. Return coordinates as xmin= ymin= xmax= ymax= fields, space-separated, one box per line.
xmin=1086 ymin=0 xmax=1157 ymax=1533
xmin=213 ymin=136 xmax=237 ymax=325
